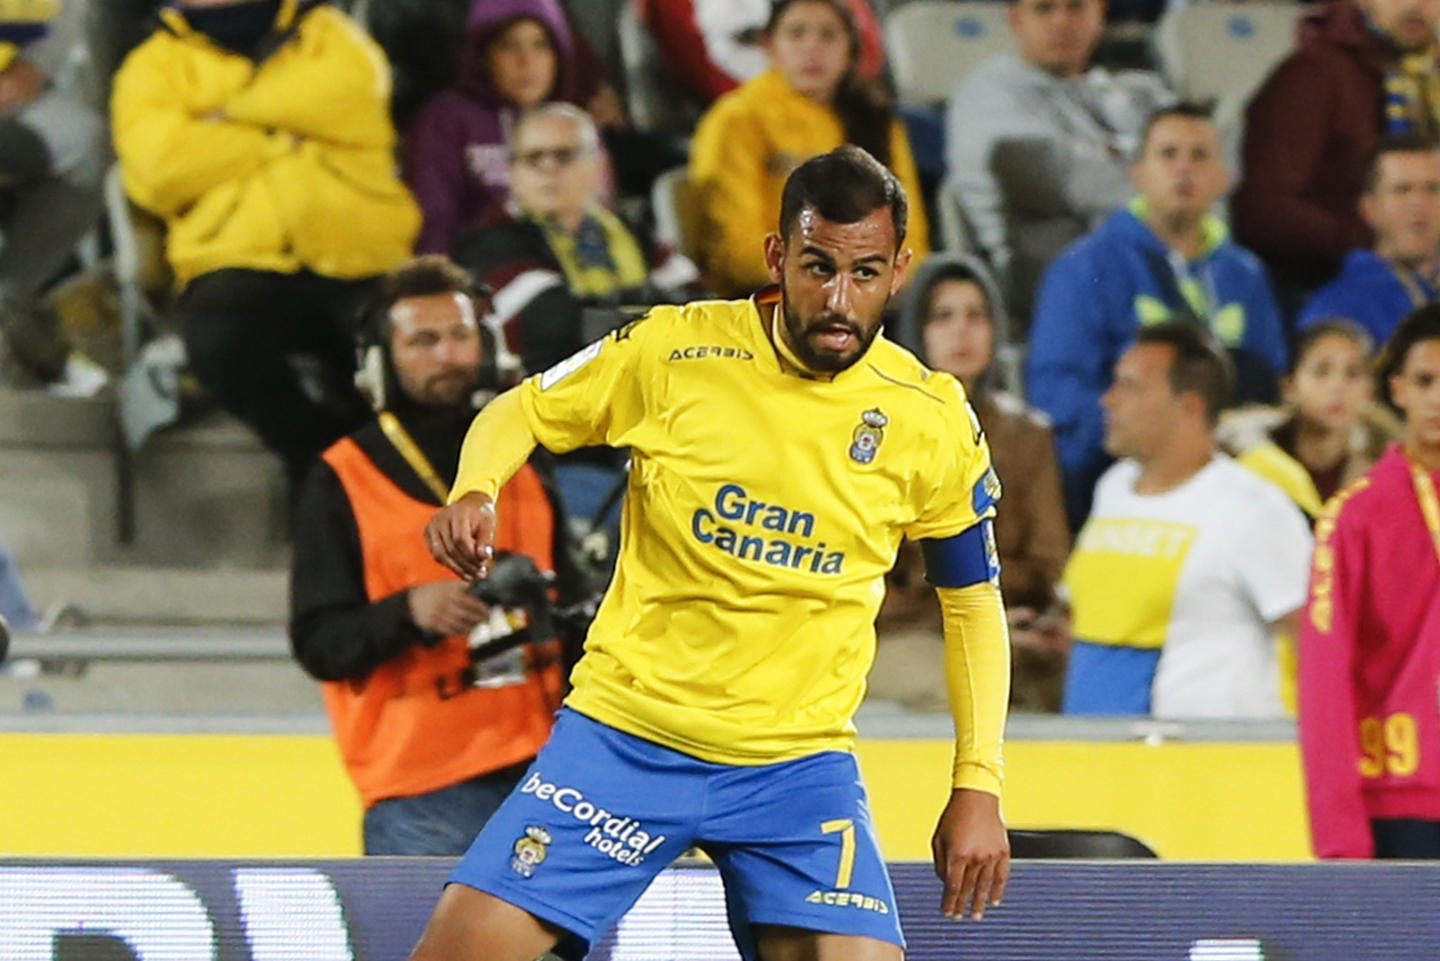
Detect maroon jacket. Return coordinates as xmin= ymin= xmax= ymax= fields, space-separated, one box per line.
xmin=1232 ymin=0 xmax=1387 ymax=291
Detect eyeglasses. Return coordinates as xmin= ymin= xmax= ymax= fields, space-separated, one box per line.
xmin=513 ymin=146 xmax=588 ymax=169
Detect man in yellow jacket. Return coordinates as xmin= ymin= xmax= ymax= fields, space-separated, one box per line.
xmin=112 ymin=0 xmax=421 ymax=484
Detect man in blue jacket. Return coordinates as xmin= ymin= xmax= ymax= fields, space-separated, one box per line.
xmin=1298 ymin=136 xmax=1440 ymax=346
xmin=1027 ymin=102 xmax=1287 ymax=525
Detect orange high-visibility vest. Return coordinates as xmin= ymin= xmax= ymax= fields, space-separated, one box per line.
xmin=320 ymin=437 xmax=562 ymax=808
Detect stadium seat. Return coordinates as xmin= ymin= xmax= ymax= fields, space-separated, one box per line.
xmin=650 ymin=166 xmax=703 ymax=265
xmin=1154 ymin=2 xmax=1304 ymax=134
xmin=616 ymin=0 xmax=703 ymax=139
xmin=885 ymin=1 xmax=1014 ymax=109
xmin=1008 ymin=829 xmax=1158 ymax=859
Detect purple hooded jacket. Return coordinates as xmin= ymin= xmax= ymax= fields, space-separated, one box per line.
xmin=402 ymin=0 xmax=577 ymax=254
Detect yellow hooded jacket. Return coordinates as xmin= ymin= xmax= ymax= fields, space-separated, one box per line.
xmin=111 ymin=0 xmax=420 ymax=288
xmin=689 ymin=68 xmax=930 ymax=298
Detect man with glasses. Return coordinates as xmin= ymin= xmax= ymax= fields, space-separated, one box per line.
xmin=454 ymin=104 xmax=701 ymax=376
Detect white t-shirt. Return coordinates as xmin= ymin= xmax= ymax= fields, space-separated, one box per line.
xmin=1067 ymin=455 xmax=1313 ymax=718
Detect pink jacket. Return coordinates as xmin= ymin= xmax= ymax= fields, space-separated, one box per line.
xmin=1299 ymin=444 xmax=1440 ymax=858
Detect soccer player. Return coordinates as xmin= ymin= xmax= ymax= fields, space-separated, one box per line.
xmin=1299 ymin=304 xmax=1440 ymax=859
xmin=418 ymin=145 xmax=1011 ymax=961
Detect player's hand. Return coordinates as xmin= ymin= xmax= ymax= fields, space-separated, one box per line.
xmin=425 ymin=491 xmax=496 ymax=581
xmin=407 ymin=581 xmax=490 ymax=638
xmin=931 ymin=788 xmax=1009 ymax=921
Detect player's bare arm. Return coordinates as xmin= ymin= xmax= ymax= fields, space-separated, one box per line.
xmin=932 ymin=787 xmax=1010 ymax=921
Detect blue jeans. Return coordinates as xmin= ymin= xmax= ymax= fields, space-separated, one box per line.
xmin=362 ymin=761 xmax=531 ymax=856
xmin=0 ymin=541 xmax=38 ymax=631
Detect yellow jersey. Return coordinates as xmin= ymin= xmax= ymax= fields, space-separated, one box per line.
xmin=470 ymin=294 xmax=996 ymax=765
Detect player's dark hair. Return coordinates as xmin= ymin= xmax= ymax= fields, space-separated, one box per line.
xmin=1136 ymin=100 xmax=1216 ymax=157
xmin=1134 ymin=321 xmax=1235 ymax=426
xmin=765 ymin=0 xmax=894 ymax=165
xmin=1378 ymin=303 xmax=1440 ymax=409
xmin=1289 ymin=318 xmax=1374 ymax=376
xmin=779 ymin=145 xmax=908 ymax=248
xmin=1363 ymin=133 xmax=1440 ymax=194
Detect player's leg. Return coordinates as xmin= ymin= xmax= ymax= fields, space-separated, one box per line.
xmin=407 ymin=707 xmax=705 ymax=958
xmin=702 ymin=751 xmax=905 ymax=961
xmin=752 ymin=925 xmax=903 ymax=961
xmin=407 ymin=885 xmax=563 ymax=961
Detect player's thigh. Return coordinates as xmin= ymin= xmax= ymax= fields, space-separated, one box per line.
xmin=447 ymin=708 xmax=705 ymax=945
xmin=407 ymin=883 xmax=562 ymax=961
xmin=703 ymin=752 xmax=903 ymax=954
xmin=752 ymin=926 xmax=904 ymax=961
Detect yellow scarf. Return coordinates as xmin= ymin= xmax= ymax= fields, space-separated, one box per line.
xmin=1384 ymin=48 xmax=1440 ymax=139
xmin=534 ymin=205 xmax=649 ymax=301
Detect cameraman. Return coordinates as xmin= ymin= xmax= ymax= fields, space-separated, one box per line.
xmin=290 ymin=255 xmax=569 ymax=856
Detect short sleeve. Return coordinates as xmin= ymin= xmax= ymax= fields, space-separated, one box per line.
xmin=904 ymin=377 xmax=999 ymax=540
xmin=1234 ymin=489 xmax=1314 ymax=623
xmin=516 ymin=309 xmax=666 ymax=454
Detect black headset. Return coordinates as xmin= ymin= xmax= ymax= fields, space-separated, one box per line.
xmin=355 ymin=278 xmax=519 ymax=411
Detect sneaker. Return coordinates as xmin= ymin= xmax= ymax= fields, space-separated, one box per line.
xmin=46 ymin=352 xmax=109 ymax=398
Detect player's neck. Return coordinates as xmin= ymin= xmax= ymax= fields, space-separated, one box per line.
xmin=1133 ymin=440 xmax=1215 ymax=494
xmin=1146 ymin=210 xmax=1207 ymax=261
xmin=766 ymin=298 xmax=828 ymax=380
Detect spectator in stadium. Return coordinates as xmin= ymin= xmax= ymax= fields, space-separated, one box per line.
xmin=0 ymin=0 xmax=107 ymax=394
xmin=636 ymin=0 xmax=884 ymax=106
xmin=944 ymin=0 xmax=1171 ymax=333
xmin=1298 ymin=136 xmax=1440 ymax=345
xmin=1063 ymin=322 xmax=1313 ymax=718
xmin=1027 ymin=103 xmax=1288 ymax=526
xmin=1220 ymin=319 xmax=1398 ymax=521
xmin=1233 ymin=0 xmax=1440 ymax=297
xmin=403 ymin=0 xmax=603 ymax=256
xmin=413 ymin=146 xmax=1010 ymax=961
xmin=689 ymin=0 xmax=929 ymax=298
xmin=876 ymin=252 xmax=1070 ymax=712
xmin=290 ymin=255 xmax=570 ymax=856
xmin=1300 ymin=305 xmax=1440 ymax=859
xmin=111 ymin=0 xmax=420 ymax=486
xmin=454 ymin=104 xmax=702 ymax=376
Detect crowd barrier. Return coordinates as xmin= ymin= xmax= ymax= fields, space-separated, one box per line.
xmin=2 ymin=858 xmax=1436 ymax=960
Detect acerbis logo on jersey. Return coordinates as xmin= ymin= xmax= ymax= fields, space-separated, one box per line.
xmin=518 ymin=772 xmax=668 ymax=866
xmin=667 ymin=345 xmax=756 ymax=362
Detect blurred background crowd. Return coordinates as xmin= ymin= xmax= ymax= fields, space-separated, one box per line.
xmin=1 ymin=0 xmax=1434 ymax=723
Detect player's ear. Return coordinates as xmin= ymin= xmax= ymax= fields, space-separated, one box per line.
xmin=764 ymin=233 xmax=785 ymax=284
xmin=890 ymin=247 xmax=913 ymax=295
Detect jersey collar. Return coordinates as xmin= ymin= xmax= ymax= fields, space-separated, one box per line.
xmin=750 ymin=286 xmax=879 ymax=385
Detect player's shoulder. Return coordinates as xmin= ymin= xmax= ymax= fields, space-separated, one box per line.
xmin=865 ymin=337 xmax=969 ymax=411
xmin=1319 ymin=473 xmax=1379 ymax=530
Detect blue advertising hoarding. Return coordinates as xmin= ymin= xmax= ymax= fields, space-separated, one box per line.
xmin=1 ymin=859 xmax=1436 ymax=960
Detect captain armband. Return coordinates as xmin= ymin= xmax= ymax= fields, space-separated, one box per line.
xmin=921 ymin=519 xmax=1001 ymax=589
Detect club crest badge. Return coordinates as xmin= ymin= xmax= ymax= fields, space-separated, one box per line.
xmin=510 ymin=825 xmax=553 ymax=878
xmin=849 ymin=409 xmax=888 ymax=464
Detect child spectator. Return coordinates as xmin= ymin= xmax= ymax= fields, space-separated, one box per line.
xmin=689 ymin=0 xmax=928 ymax=297
xmin=1221 ymin=320 xmax=1399 ymax=520
xmin=403 ymin=0 xmax=593 ymax=255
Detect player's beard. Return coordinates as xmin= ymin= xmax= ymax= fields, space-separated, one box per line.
xmin=779 ymin=285 xmax=885 ymax=374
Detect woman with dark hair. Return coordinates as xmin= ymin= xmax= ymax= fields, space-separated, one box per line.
xmin=688 ymin=0 xmax=928 ymax=297
xmin=1220 ymin=319 xmax=1399 ymax=522
xmin=402 ymin=0 xmax=595 ymax=255
xmin=871 ymin=254 xmax=1069 ymax=712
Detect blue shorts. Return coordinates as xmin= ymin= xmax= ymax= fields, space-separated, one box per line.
xmin=449 ymin=708 xmax=904 ymax=958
